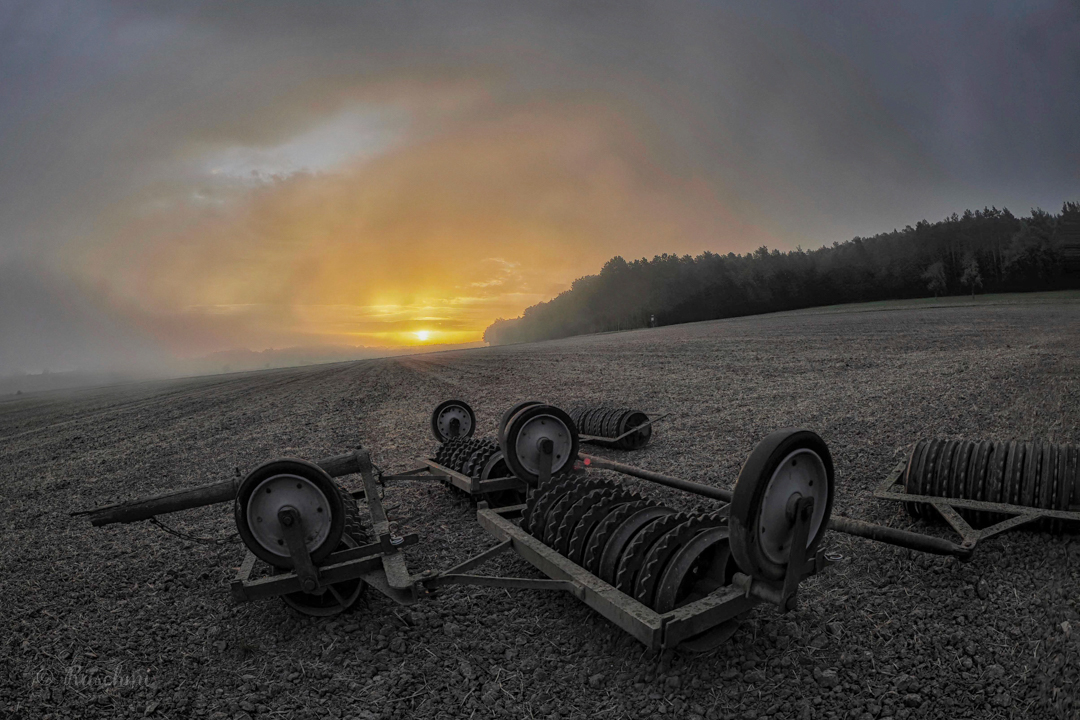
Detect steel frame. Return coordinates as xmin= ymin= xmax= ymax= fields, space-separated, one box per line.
xmin=468 ymin=502 xmax=829 ymax=649
xmin=873 ymin=459 xmax=1080 ymax=547
xmin=232 ymin=447 xmax=826 ymax=650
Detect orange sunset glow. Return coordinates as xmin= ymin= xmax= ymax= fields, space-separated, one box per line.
xmin=6 ymin=3 xmax=1073 ymax=378
xmin=73 ymin=98 xmax=770 ymax=357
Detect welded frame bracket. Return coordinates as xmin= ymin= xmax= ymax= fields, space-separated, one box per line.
xmin=278 ymin=506 xmax=319 ymax=593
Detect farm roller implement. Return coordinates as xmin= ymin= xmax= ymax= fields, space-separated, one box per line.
xmin=76 ymin=400 xmax=1080 ymax=651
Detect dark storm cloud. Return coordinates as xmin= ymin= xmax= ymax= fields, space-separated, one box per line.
xmin=0 ymin=0 xmax=1077 ymax=375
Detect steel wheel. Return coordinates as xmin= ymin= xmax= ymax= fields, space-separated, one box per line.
xmin=235 ymin=459 xmax=346 ymax=570
xmin=729 ymin=429 xmax=834 ymax=582
xmin=276 ymin=534 xmax=366 ymax=616
xmin=431 ymin=399 xmax=476 ymax=443
xmin=500 ymin=404 xmax=579 ymax=485
xmin=498 ymin=400 xmax=544 ymax=444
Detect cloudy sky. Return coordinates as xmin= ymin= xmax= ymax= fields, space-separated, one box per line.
xmin=1 ymin=0 xmax=1078 ymax=375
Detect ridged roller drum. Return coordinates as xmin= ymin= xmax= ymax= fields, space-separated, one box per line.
xmin=519 ymin=472 xmax=739 ymax=639
xmin=568 ymin=405 xmax=653 ymax=450
xmin=902 ymin=438 xmax=1079 ymax=531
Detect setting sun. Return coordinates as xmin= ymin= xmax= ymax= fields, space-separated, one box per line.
xmin=414 ymin=330 xmax=430 ymax=341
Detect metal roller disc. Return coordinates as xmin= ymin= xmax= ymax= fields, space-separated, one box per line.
xmin=903 ymin=441 xmax=927 ymax=519
xmin=984 ymin=442 xmax=1007 ymax=523
xmin=453 ymin=442 xmax=481 ymax=474
xmin=530 ymin=476 xmax=583 ymax=538
xmin=527 ymin=474 xmax=587 ymax=537
xmin=498 ymin=400 xmax=544 ymax=445
xmin=1053 ymin=444 xmax=1072 ymax=533
xmin=565 ymin=491 xmax=639 ymax=564
xmin=523 ymin=474 xmax=577 ymax=537
xmin=587 ymin=407 xmax=605 ymax=436
xmin=431 ymin=399 xmax=476 ymax=443
xmin=1069 ymin=445 xmax=1080 ymax=507
xmin=949 ymin=441 xmax=974 ymax=500
xmin=613 ymin=408 xmax=631 ymax=441
xmin=917 ymin=439 xmax=943 ymax=518
xmin=979 ymin=441 xmax=999 ymax=506
xmin=960 ymin=440 xmax=981 ymax=525
xmin=582 ymin=501 xmax=656 ymax=575
xmin=439 ymin=437 xmax=470 ymax=467
xmin=920 ymin=439 xmax=944 ymax=505
xmin=446 ymin=439 xmax=472 ymax=472
xmin=434 ymin=438 xmax=459 ymax=466
xmin=917 ymin=439 xmax=941 ymax=517
xmin=605 ymin=408 xmax=621 ymax=439
xmin=604 ymin=407 xmax=621 ymax=440
xmin=654 ymin=527 xmax=736 ymax=613
xmin=520 ymin=473 xmax=561 ymax=535
xmin=587 ymin=407 xmax=605 ymax=435
xmin=961 ymin=441 xmax=988 ymax=524
xmin=552 ymin=486 xmax=625 ymax=556
xmin=1036 ymin=442 xmax=1054 ymax=533
xmin=500 ymin=404 xmax=580 ymax=485
xmin=1067 ymin=445 xmax=1080 ymax=532
xmin=542 ymin=479 xmax=618 ymax=547
xmin=945 ymin=440 xmax=967 ymax=499
xmin=973 ymin=440 xmax=995 ymax=527
xmin=234 ymin=458 xmax=346 ymax=570
xmin=276 ymin=534 xmax=366 ymax=616
xmin=596 ymin=507 xmax=675 ymax=584
xmin=1038 ymin=443 xmax=1054 ymax=510
xmin=594 ymin=407 xmax=611 ymax=436
xmin=615 ymin=409 xmax=632 ymax=446
xmin=729 ymin=429 xmax=834 ymax=582
xmin=1052 ymin=445 xmax=1066 ymax=533
xmin=622 ymin=411 xmax=653 ymax=450
xmin=1001 ymin=440 xmax=1022 ymax=507
xmin=590 ymin=407 xmax=607 ymax=437
xmin=593 ymin=407 xmax=609 ymax=436
xmin=577 ymin=407 xmax=595 ymax=435
xmin=1020 ymin=441 xmax=1040 ymax=508
xmin=614 ymin=513 xmax=690 ymax=596
xmin=933 ymin=440 xmax=957 ymax=500
xmin=461 ymin=445 xmax=485 ymax=478
xmin=635 ymin=513 xmax=726 ymax=608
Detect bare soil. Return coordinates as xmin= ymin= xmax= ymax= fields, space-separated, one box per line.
xmin=2 ymin=300 xmax=1079 ymax=720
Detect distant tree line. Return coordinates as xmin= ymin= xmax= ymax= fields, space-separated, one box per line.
xmin=484 ymin=202 xmax=1080 ymax=345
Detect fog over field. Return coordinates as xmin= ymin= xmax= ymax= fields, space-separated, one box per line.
xmin=2 ymin=1 xmax=1079 ymax=386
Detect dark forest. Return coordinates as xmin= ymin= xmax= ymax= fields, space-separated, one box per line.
xmin=484 ymin=202 xmax=1080 ymax=345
